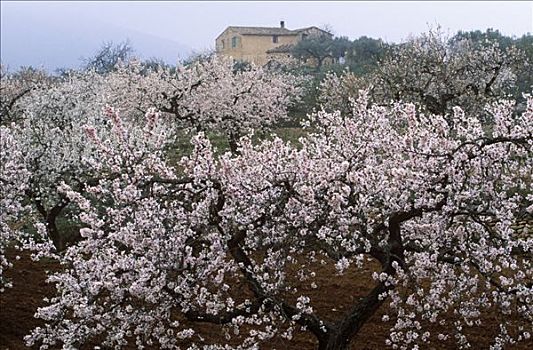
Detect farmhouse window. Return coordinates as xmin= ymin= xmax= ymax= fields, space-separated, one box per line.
xmin=273 ymin=35 xmax=279 ymax=43
xmin=232 ymin=36 xmax=239 ymax=48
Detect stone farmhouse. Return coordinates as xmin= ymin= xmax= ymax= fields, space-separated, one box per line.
xmin=215 ymin=21 xmax=332 ymax=66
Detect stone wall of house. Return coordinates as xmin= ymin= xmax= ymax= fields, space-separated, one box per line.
xmin=216 ymin=30 xmax=298 ymax=66
xmin=266 ymin=51 xmax=293 ymax=63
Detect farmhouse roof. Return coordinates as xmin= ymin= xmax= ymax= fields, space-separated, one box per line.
xmin=225 ymin=26 xmax=297 ymax=36
xmin=216 ymin=24 xmax=334 ymax=40
xmin=294 ymin=26 xmax=333 ymax=36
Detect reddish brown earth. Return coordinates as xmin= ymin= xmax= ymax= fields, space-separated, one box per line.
xmin=1 ymin=249 xmax=531 ymax=350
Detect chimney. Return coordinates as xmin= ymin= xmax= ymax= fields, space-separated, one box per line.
xmin=280 ymin=21 xmax=285 ymax=28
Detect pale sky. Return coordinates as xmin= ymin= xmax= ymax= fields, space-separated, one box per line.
xmin=1 ymin=1 xmax=532 ymax=71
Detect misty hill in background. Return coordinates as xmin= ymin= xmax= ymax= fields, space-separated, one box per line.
xmin=1 ymin=7 xmax=192 ymax=72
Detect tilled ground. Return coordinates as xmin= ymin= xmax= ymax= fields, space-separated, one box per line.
xmin=1 ymin=249 xmax=531 ymax=350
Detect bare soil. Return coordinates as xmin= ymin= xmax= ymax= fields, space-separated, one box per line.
xmin=1 ymin=249 xmax=531 ymax=350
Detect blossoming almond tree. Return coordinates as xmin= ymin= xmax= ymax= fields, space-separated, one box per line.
xmin=5 ymin=55 xmax=301 ymax=254
xmin=110 ymin=56 xmax=304 ymax=153
xmin=12 ymin=68 xmax=158 ymax=251
xmin=0 ymin=125 xmax=31 ymax=291
xmin=0 ymin=65 xmax=51 ymax=125
xmin=319 ymin=29 xmax=527 ymax=118
xmin=26 ymin=92 xmax=532 ymax=349
xmin=14 ymin=72 xmax=110 ymax=251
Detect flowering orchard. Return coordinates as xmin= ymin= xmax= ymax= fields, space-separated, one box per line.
xmin=0 ymin=33 xmax=532 ymax=349
xmin=17 ymin=89 xmax=532 ymax=349
xmin=0 ymin=56 xmax=302 ymax=255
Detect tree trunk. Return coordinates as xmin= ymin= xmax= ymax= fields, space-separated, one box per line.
xmin=316 ymin=281 xmax=390 ymax=350
xmin=32 ymin=195 xmax=69 ymax=252
xmin=46 ymin=214 xmax=64 ymax=251
xmin=317 ymin=328 xmax=350 ymax=350
xmin=228 ymin=134 xmax=240 ymax=155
